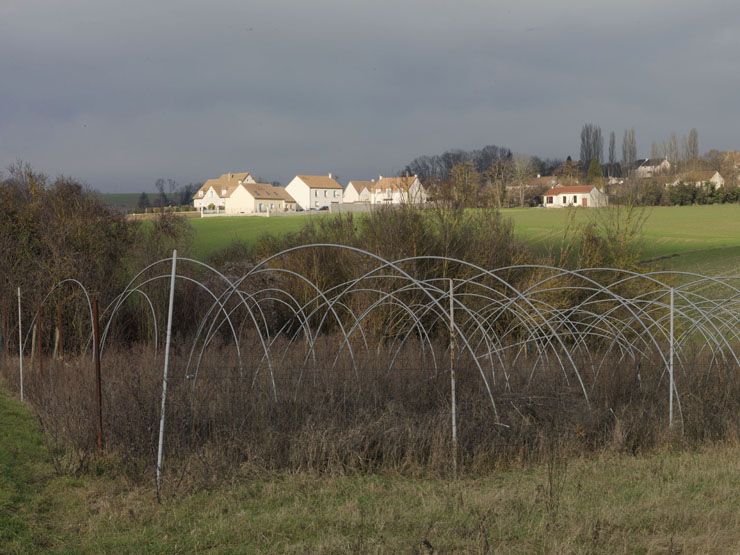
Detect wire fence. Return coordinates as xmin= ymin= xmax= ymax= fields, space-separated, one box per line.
xmin=3 ymin=244 xmax=738 ymax=496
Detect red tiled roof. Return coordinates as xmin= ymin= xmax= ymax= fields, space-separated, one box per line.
xmin=544 ymin=185 xmax=596 ymax=196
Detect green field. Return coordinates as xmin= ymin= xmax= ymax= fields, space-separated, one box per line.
xmin=189 ymin=213 xmax=327 ymax=257
xmin=187 ymin=205 xmax=740 ymax=273
xmin=97 ymin=192 xmax=157 ymax=211
xmin=1 ymin=389 xmax=738 ymax=553
xmin=505 ymin=204 xmax=740 ymax=273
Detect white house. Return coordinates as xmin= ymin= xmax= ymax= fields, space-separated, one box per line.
xmin=344 ymin=180 xmax=374 ymax=203
xmin=366 ymin=175 xmax=427 ymax=205
xmin=192 ymin=172 xmax=296 ymax=215
xmin=543 ymin=185 xmax=608 ymax=208
xmin=669 ymin=171 xmax=725 ymax=189
xmin=285 ymin=174 xmax=343 ymax=210
xmin=634 ymin=158 xmax=671 ymax=178
xmin=241 ymin=183 xmax=297 ymax=213
xmin=193 ymin=172 xmax=256 ymax=213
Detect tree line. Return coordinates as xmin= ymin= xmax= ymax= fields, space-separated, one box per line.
xmin=0 ymin=162 xmax=194 ymax=358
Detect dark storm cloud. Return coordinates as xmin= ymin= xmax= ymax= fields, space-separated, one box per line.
xmin=1 ymin=0 xmax=738 ymax=190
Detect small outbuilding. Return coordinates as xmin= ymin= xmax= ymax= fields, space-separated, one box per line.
xmin=543 ymin=185 xmax=608 ymax=208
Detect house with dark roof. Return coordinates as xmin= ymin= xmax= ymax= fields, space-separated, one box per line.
xmin=634 ymin=158 xmax=671 ymax=178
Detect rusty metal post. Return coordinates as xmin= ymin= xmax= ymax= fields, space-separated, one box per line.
xmin=37 ymin=313 xmax=44 ymax=375
xmin=93 ymin=296 xmax=104 ymax=451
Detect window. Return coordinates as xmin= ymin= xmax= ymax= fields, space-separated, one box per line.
xmin=324 ymin=190 xmax=328 ymax=197
xmin=573 ymin=195 xmax=577 ymax=203
xmin=314 ymin=190 xmax=318 ymax=197
xmin=562 ymin=196 xmax=566 ymax=204
xmin=546 ymin=196 xmax=553 ymax=204
xmin=334 ymin=190 xmax=339 ymax=197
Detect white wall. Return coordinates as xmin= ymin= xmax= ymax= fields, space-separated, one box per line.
xmin=544 ymin=189 xmax=607 ymax=208
xmin=344 ymin=183 xmax=361 ymax=203
xmin=285 ymin=177 xmax=311 ymax=210
xmin=224 ymin=186 xmax=254 ymax=214
xmin=194 ymin=186 xmax=225 ymax=210
xmin=286 ymin=177 xmax=343 ymax=210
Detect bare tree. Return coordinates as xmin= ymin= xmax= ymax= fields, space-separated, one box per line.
xmin=608 ymin=131 xmax=616 ymax=166
xmin=621 ymin=128 xmax=637 ymax=171
xmin=512 ymin=155 xmax=536 ymax=207
xmin=687 ymin=128 xmax=699 ymax=161
xmin=580 ymin=123 xmax=603 ymax=165
xmin=666 ymin=132 xmax=679 ymax=165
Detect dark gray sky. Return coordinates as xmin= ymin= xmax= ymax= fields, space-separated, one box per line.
xmin=2 ymin=0 xmax=738 ymax=191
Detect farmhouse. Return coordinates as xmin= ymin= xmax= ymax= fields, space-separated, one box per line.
xmin=669 ymin=171 xmax=725 ymax=189
xmin=285 ymin=174 xmax=343 ymax=210
xmin=543 ymin=185 xmax=608 ymax=208
xmin=343 ymin=180 xmax=374 ymax=203
xmin=192 ymin=172 xmax=296 ymax=215
xmin=366 ymin=175 xmax=427 ymax=205
xmin=193 ymin=172 xmax=256 ymax=213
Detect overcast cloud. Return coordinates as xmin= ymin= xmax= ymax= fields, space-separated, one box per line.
xmin=1 ymin=0 xmax=738 ymax=191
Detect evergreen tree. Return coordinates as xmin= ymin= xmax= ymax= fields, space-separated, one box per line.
xmin=137 ymin=191 xmax=151 ymax=211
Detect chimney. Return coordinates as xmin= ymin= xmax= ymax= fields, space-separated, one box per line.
xmin=379 ymin=175 xmax=383 ymax=180
xmin=328 ymin=172 xmax=332 ymax=179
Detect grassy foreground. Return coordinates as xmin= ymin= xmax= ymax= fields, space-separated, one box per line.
xmin=2 ymin=390 xmax=738 ymax=553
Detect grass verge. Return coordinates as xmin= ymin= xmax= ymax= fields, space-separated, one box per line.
xmin=1 ymin=388 xmax=739 ymax=553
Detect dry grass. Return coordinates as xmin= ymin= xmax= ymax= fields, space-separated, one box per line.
xmin=2 ymin=384 xmax=738 ymax=554
xmin=2 ymin=340 xmax=737 ymax=492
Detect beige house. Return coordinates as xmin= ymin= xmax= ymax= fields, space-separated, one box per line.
xmin=192 ymin=172 xmax=296 ymax=215
xmin=669 ymin=171 xmax=725 ymax=189
xmin=343 ymin=180 xmax=375 ymax=203
xmin=193 ymin=172 xmax=256 ymax=213
xmin=243 ymin=183 xmax=297 ymax=213
xmin=544 ymin=185 xmax=608 ymax=208
xmin=366 ymin=175 xmax=427 ymax=205
xmin=285 ymin=174 xmax=343 ymax=210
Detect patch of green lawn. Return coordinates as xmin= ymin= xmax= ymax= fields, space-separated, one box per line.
xmin=189 ymin=214 xmax=324 ymax=258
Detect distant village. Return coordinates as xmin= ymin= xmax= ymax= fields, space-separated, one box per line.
xmin=188 ymin=150 xmax=739 ymax=217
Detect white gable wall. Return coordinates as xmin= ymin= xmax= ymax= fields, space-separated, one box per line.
xmin=286 ymin=177 xmax=342 ymax=210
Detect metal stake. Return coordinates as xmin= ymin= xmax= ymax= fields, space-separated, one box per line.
xmin=669 ymin=287 xmax=674 ymax=428
xmin=449 ymin=279 xmax=458 ymax=478
xmin=17 ymin=287 xmax=23 ymax=402
xmin=156 ymin=250 xmax=177 ymax=499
